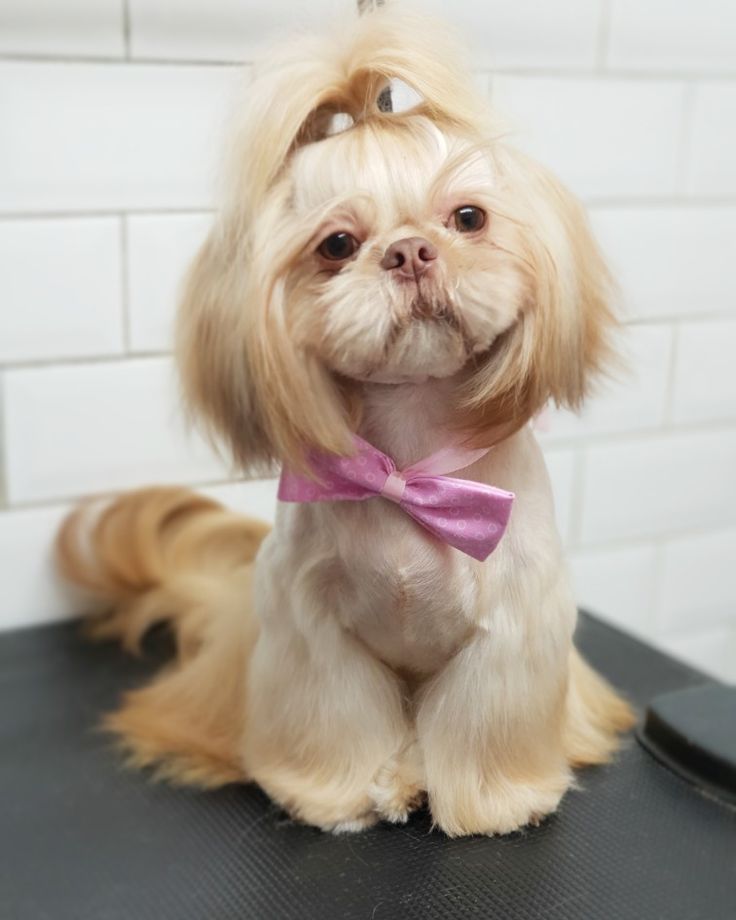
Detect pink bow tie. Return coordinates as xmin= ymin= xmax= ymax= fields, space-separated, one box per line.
xmin=278 ymin=435 xmax=514 ymax=561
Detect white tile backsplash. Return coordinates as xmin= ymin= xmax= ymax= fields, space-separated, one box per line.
xmin=128 ymin=0 xmax=346 ymax=62
xmin=591 ymin=207 xmax=736 ymax=320
xmin=490 ymin=76 xmax=684 ymax=198
xmin=688 ymin=83 xmax=736 ymax=197
xmin=0 ymin=504 xmax=83 ymax=629
xmin=671 ymin=320 xmax=736 ymax=424
xmin=0 ymin=218 xmax=124 ymax=363
xmin=581 ymin=429 xmax=736 ymax=544
xmin=569 ymin=543 xmax=658 ymax=639
xmin=659 ymin=528 xmax=736 ymax=635
xmin=1 ymin=0 xmax=735 ymax=683
xmin=659 ymin=625 xmax=736 ymax=684
xmin=0 ymin=63 xmax=240 ymax=212
xmin=3 ymin=357 xmax=229 ymax=504
xmin=426 ymin=0 xmax=603 ymax=70
xmin=0 ymin=0 xmax=125 ymax=58
xmin=540 ymin=324 xmax=673 ymax=441
xmin=607 ymin=0 xmax=736 ymax=74
xmin=127 ymin=212 xmax=212 ymax=352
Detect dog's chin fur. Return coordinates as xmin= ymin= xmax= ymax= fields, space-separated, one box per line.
xmin=57 ymin=6 xmax=635 ymax=837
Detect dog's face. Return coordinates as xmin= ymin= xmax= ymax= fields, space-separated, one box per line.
xmin=178 ymin=11 xmax=615 ymax=469
xmin=286 ymin=119 xmax=525 ymax=385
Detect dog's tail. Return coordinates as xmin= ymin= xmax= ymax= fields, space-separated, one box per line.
xmin=564 ymin=648 xmax=636 ymax=767
xmin=57 ymin=486 xmax=270 ymax=787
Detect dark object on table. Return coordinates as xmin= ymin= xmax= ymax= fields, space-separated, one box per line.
xmin=638 ymin=683 xmax=736 ymax=806
xmin=1 ymin=612 xmax=734 ymax=920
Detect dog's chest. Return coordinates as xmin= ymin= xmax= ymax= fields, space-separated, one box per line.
xmin=318 ymin=501 xmax=482 ymax=674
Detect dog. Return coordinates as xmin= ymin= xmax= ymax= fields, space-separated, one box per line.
xmin=58 ymin=6 xmax=634 ymax=836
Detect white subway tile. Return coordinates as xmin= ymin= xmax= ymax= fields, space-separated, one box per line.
xmin=688 ymin=83 xmax=736 ymax=197
xmin=491 ymin=76 xmax=684 ymax=199
xmin=569 ymin=543 xmax=657 ymax=639
xmin=0 ymin=63 xmax=239 ymax=212
xmin=129 ymin=0 xmax=345 ymax=61
xmin=426 ymin=0 xmax=602 ymax=70
xmin=0 ymin=218 xmax=123 ymax=363
xmin=3 ymin=357 xmax=230 ymax=504
xmin=0 ymin=504 xmax=85 ymax=630
xmin=541 ymin=447 xmax=577 ymax=544
xmin=200 ymin=479 xmax=280 ymax=525
xmin=580 ymin=429 xmax=736 ymax=544
xmin=0 ymin=0 xmax=125 ymax=58
xmin=539 ymin=324 xmax=672 ymax=441
xmin=672 ymin=320 xmax=736 ymax=424
xmin=127 ymin=213 xmax=212 ymax=352
xmin=607 ymin=0 xmax=736 ymax=74
xmin=659 ymin=528 xmax=736 ymax=635
xmin=658 ymin=625 xmax=736 ymax=684
xmin=129 ymin=0 xmax=602 ymax=70
xmin=592 ymin=207 xmax=736 ymax=320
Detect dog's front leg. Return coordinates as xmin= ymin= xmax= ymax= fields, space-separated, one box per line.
xmin=242 ymin=609 xmax=413 ymax=833
xmin=417 ymin=606 xmax=574 ymax=837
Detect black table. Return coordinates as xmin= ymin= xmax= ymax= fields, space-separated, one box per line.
xmin=1 ymin=612 xmax=734 ymax=919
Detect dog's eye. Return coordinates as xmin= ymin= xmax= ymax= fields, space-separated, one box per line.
xmin=452 ymin=206 xmax=486 ymax=233
xmin=317 ymin=232 xmax=360 ymax=261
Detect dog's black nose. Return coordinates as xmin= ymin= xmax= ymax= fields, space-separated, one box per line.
xmin=380 ymin=237 xmax=437 ymax=280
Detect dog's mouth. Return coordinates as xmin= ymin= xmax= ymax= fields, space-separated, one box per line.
xmin=397 ymin=296 xmax=476 ymax=351
xmin=349 ymin=306 xmax=475 ymax=385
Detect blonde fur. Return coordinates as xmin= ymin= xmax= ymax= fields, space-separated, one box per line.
xmin=58 ymin=5 xmax=634 ymax=836
xmin=58 ymin=488 xmax=267 ymax=786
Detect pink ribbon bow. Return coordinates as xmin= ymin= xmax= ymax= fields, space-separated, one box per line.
xmin=278 ymin=435 xmax=514 ymax=561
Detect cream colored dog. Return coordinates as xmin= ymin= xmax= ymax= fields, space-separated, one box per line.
xmin=59 ymin=7 xmax=633 ymax=837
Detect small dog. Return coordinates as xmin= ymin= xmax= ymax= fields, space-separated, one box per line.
xmin=59 ymin=7 xmax=634 ymax=836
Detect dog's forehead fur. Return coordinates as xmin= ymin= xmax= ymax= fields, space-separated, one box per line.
xmin=288 ymin=117 xmax=495 ymax=232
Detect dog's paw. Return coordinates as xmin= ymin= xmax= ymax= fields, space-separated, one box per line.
xmin=369 ymin=746 xmax=425 ymax=824
xmin=327 ymin=813 xmax=380 ymax=834
xmin=430 ymin=772 xmax=570 ymax=837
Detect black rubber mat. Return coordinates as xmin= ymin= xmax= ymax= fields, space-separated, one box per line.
xmin=1 ymin=612 xmax=734 ymax=920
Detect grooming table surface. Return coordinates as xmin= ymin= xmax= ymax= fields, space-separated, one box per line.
xmin=1 ymin=612 xmax=734 ymax=920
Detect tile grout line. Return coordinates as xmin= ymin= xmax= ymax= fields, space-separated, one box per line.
xmin=2 ymin=52 xmax=736 ymax=83
xmin=676 ymin=82 xmax=697 ymax=194
xmin=119 ymin=214 xmax=132 ymax=352
xmin=0 ymin=351 xmax=173 ymax=373
xmin=540 ymin=416 xmax=736 ymax=450
xmin=0 ymin=208 xmax=216 ymax=220
xmin=122 ymin=0 xmax=132 ymax=60
xmin=594 ymin=0 xmax=611 ymax=72
xmin=5 ymin=201 xmax=736 ymax=224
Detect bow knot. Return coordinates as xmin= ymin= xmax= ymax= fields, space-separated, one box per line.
xmin=278 ymin=435 xmax=514 ymax=561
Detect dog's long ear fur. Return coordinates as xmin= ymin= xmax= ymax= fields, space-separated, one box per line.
xmin=177 ymin=7 xmax=492 ymax=471
xmin=177 ymin=198 xmax=355 ymax=472
xmin=458 ymin=149 xmax=616 ymax=441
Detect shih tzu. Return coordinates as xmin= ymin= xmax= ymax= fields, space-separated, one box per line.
xmin=58 ymin=6 xmax=634 ymax=836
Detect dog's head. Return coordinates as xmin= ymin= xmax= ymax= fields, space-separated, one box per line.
xmin=179 ymin=7 xmax=614 ymax=470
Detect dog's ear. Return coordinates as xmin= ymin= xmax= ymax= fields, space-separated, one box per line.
xmin=459 ymin=150 xmax=617 ymax=440
xmin=177 ymin=212 xmax=354 ymax=473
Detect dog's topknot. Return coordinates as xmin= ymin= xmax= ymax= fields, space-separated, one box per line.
xmin=223 ymin=5 xmax=493 ymax=219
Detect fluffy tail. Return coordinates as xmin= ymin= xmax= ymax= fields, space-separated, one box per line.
xmin=564 ymin=648 xmax=636 ymax=768
xmin=57 ymin=486 xmax=270 ymax=787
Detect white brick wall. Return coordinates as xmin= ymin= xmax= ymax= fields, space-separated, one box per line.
xmin=1 ymin=1 xmax=734 ymax=683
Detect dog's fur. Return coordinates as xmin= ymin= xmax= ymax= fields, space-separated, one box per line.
xmin=57 ymin=7 xmax=634 ymax=836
